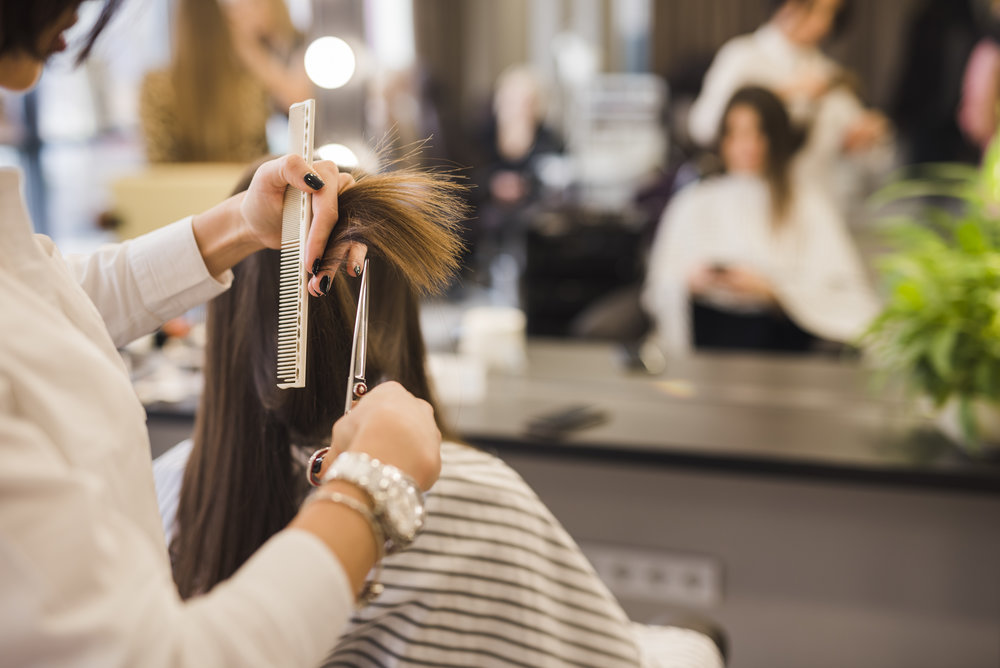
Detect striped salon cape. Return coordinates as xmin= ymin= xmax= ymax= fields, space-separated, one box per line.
xmin=154 ymin=442 xmax=721 ymax=668
xmin=324 ymin=442 xmax=641 ymax=667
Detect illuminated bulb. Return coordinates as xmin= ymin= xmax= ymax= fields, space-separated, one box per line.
xmin=304 ymin=37 xmax=356 ymax=89
xmin=316 ymin=143 xmax=360 ymax=168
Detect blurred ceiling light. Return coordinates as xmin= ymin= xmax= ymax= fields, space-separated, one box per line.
xmin=552 ymin=32 xmax=599 ymax=87
xmin=304 ymin=37 xmax=356 ymax=89
xmin=316 ymin=143 xmax=360 ymax=168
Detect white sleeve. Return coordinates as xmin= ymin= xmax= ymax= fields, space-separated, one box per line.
xmin=0 ymin=400 xmax=353 ymax=668
xmin=804 ymin=86 xmax=866 ymax=163
xmin=642 ymin=188 xmax=701 ymax=355
xmin=152 ymin=438 xmax=195 ymax=544
xmin=688 ymin=40 xmax=750 ymax=146
xmin=775 ymin=193 xmax=881 ymax=343
xmin=632 ymin=623 xmax=724 ymax=668
xmin=45 ymin=217 xmax=233 ymax=347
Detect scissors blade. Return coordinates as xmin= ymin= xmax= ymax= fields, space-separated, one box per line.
xmin=345 ymin=259 xmax=370 ymax=414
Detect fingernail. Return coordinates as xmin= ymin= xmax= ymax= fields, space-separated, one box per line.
xmin=354 ymin=264 xmax=362 ymax=277
xmin=304 ymin=173 xmax=325 ymax=190
xmin=319 ymin=274 xmax=332 ymax=295
xmin=312 ymin=259 xmax=322 ymax=275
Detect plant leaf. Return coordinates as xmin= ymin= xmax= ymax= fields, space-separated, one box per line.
xmin=959 ymin=395 xmax=979 ymax=448
xmin=868 ymin=179 xmax=973 ymax=209
xmin=929 ymin=325 xmax=957 ymax=380
xmin=956 ymin=220 xmax=988 ymax=253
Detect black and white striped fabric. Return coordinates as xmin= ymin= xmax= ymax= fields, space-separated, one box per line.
xmin=153 ymin=442 xmax=722 ymax=668
xmin=324 ymin=442 xmax=642 ymax=668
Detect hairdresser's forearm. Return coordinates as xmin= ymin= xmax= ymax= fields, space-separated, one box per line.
xmin=288 ymin=481 xmax=380 ymax=598
xmin=191 ymin=193 xmax=264 ymax=277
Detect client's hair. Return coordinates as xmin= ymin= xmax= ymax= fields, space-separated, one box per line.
xmin=718 ymin=86 xmax=805 ymax=226
xmin=171 ymin=161 xmax=467 ymax=598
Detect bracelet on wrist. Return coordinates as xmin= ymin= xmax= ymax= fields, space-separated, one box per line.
xmin=320 ymin=451 xmax=425 ymax=555
xmin=303 ymin=487 xmax=386 ymax=607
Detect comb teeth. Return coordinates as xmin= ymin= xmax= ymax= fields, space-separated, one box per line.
xmin=277 ymin=99 xmax=315 ymax=389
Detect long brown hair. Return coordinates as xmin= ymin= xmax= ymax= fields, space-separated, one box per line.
xmin=718 ymin=86 xmax=805 ymax=226
xmin=166 ymin=0 xmax=298 ymax=161
xmin=171 ymin=163 xmax=467 ymax=598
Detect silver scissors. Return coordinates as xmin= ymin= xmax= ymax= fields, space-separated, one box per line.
xmin=345 ymin=258 xmax=370 ymax=414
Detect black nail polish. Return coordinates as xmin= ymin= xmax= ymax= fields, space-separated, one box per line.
xmin=304 ymin=173 xmax=325 ymax=191
xmin=311 ymin=454 xmax=324 ymax=476
xmin=319 ymin=274 xmax=332 ymax=295
xmin=354 ymin=264 xmax=362 ymax=277
xmin=312 ymin=259 xmax=322 ymax=275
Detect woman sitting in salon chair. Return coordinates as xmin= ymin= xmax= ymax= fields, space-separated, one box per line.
xmin=154 ymin=163 xmax=725 ymax=667
xmin=642 ymin=86 xmax=879 ymax=355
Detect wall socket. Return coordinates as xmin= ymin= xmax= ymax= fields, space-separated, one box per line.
xmin=581 ymin=542 xmax=723 ymax=608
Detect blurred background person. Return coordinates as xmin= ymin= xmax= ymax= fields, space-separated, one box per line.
xmin=140 ymin=0 xmax=311 ymax=163
xmin=643 ymin=86 xmax=879 ymax=355
xmin=367 ymin=65 xmax=451 ymax=167
xmin=687 ymin=0 xmax=891 ymax=211
xmin=469 ymin=65 xmax=563 ymax=287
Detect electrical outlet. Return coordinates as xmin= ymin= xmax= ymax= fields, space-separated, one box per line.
xmin=582 ymin=542 xmax=723 ymax=608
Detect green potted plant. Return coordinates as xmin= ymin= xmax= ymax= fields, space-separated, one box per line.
xmin=864 ymin=139 xmax=1000 ymax=456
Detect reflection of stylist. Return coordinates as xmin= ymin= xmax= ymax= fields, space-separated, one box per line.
xmin=140 ymin=0 xmax=312 ymax=162
xmin=688 ymin=0 xmax=889 ymax=198
xmin=643 ymin=87 xmax=878 ymax=355
xmin=0 ymin=4 xmax=441 ymax=666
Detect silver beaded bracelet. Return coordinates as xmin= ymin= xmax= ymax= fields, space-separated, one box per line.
xmin=303 ymin=489 xmax=386 ymax=607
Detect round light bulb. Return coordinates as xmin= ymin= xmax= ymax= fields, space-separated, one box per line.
xmin=316 ymin=143 xmax=360 ymax=168
xmin=304 ymin=37 xmax=356 ymax=89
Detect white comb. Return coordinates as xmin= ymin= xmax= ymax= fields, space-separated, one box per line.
xmin=277 ymin=99 xmax=315 ymax=389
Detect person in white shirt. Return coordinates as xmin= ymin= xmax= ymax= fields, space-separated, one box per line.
xmin=0 ymin=3 xmax=446 ymax=666
xmin=643 ymin=86 xmax=879 ymax=356
xmin=687 ymin=0 xmax=892 ymax=205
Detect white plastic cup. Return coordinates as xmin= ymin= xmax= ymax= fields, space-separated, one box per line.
xmin=458 ymin=306 xmax=527 ymax=373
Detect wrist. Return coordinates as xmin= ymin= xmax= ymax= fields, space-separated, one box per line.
xmin=293 ymin=480 xmax=385 ymax=604
xmin=321 ymin=451 xmax=426 ymax=555
xmin=191 ymin=192 xmax=263 ymax=276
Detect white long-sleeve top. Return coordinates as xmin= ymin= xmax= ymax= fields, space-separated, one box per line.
xmin=641 ymin=174 xmax=880 ymax=355
xmin=0 ymin=168 xmax=353 ymax=667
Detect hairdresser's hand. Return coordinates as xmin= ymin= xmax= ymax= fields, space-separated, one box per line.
xmin=323 ymin=382 xmax=442 ymax=491
xmin=843 ymin=111 xmax=889 ymax=154
xmin=779 ymin=69 xmax=831 ymax=103
xmin=237 ymin=155 xmax=364 ymax=291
